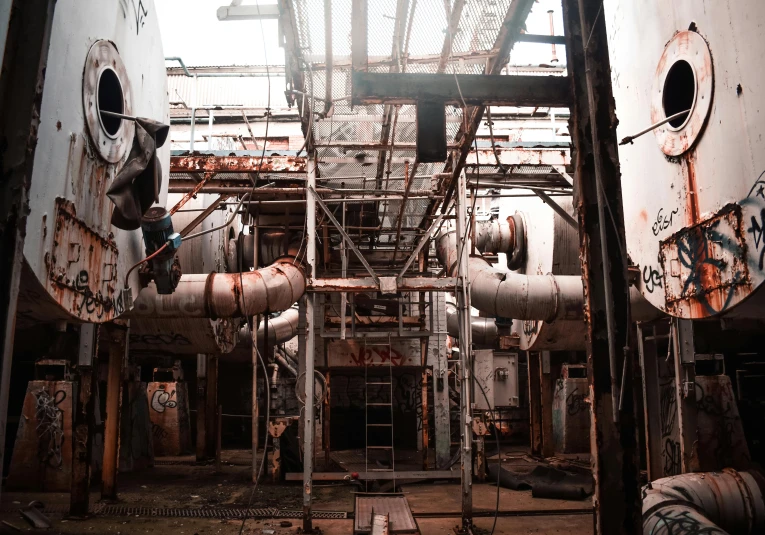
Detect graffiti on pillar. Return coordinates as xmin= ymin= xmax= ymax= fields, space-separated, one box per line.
xmin=659 ymin=378 xmax=681 ymax=476
xmin=152 ymin=422 xmax=169 ymax=441
xmin=565 ymin=388 xmax=588 ymax=416
xmin=349 ymin=347 xmax=404 ymax=367
xmin=34 ymin=389 xmax=67 ymax=468
xmin=150 ymin=387 xmax=177 ymax=413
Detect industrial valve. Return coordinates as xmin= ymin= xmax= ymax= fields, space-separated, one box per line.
xmin=140 ymin=207 xmax=182 ymax=294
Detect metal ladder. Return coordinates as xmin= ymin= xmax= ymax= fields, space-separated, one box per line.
xmin=364 ymin=334 xmax=396 ymax=488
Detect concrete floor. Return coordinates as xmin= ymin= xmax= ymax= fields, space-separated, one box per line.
xmin=0 ymin=451 xmax=594 ymax=534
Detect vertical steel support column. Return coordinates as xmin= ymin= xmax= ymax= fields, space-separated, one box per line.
xmin=206 ymin=355 xmax=219 ymax=458
xmin=673 ymin=319 xmax=698 ymax=473
xmin=454 ymin=170 xmax=473 ymax=530
xmin=252 ymin=223 xmax=260 ymax=482
xmin=196 ymin=353 xmax=207 ymax=462
xmin=528 ymin=352 xmax=543 ymax=455
xmin=302 ymin=154 xmax=317 ymax=532
xmin=0 ymin=1 xmax=57 ymax=503
xmin=433 ymin=292 xmax=451 ymax=468
xmin=563 ymin=1 xmax=640 ymax=533
xmin=540 ymin=351 xmax=558 ymax=458
xmin=70 ymin=324 xmax=98 ymax=517
xmin=252 ymin=320 xmax=259 ymax=482
xmin=102 ymin=321 xmax=128 ymax=501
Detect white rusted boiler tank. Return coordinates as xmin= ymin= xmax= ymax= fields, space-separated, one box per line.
xmin=17 ymin=0 xmax=169 ymax=325
xmin=605 ymin=1 xmax=765 ymax=319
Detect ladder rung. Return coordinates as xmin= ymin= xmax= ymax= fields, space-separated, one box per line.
xmin=367 ymin=423 xmax=392 ymax=427
xmin=367 ymin=402 xmax=392 ymax=406
xmin=366 ymin=382 xmax=391 ymax=385
xmin=367 ymin=446 xmax=393 ymax=449
xmin=368 ymin=468 xmax=395 ymax=472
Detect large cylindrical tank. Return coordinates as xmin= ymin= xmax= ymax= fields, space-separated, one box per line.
xmin=605 ymin=1 xmax=765 ymax=319
xmin=129 ymin=194 xmax=240 ymax=355
xmin=496 ymin=196 xmax=584 ymax=350
xmin=16 ymin=0 xmax=169 ymax=325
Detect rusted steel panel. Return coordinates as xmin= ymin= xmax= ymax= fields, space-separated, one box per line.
xmin=325 ymin=338 xmax=422 ymax=367
xmin=147 ymin=382 xmax=192 ymax=456
xmin=660 ymin=203 xmax=753 ymax=318
xmin=308 ymin=277 xmax=457 ymax=292
xmin=170 ymin=154 xmax=307 ymax=174
xmin=47 ymin=199 xmax=125 ymax=323
xmin=465 ymin=148 xmax=570 ymax=168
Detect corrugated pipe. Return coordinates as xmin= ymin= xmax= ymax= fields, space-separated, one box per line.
xmin=239 ymin=307 xmax=300 ymax=347
xmin=445 ymin=302 xmax=499 ymax=346
xmin=130 ymin=256 xmax=305 ymax=319
xmin=437 ymin=230 xmax=583 ymax=322
xmin=642 ymin=469 xmax=765 ymax=535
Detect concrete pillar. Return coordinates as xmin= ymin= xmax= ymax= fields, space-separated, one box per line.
xmin=101 ymin=321 xmax=128 ymax=501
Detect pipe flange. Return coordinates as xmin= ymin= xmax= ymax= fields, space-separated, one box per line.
xmin=506 ymin=213 xmax=526 ymax=271
xmin=651 ymin=30 xmax=713 ymax=156
xmin=82 ymin=40 xmax=134 ymax=163
xmin=546 ymin=272 xmax=559 ymax=323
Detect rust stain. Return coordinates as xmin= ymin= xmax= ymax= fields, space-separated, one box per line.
xmin=170 ymin=154 xmax=307 ymax=174
xmin=682 ymin=151 xmax=700 ymax=226
xmin=639 ymin=209 xmax=648 ymax=224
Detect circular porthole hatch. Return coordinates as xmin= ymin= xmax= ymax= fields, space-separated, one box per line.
xmin=97 ymin=67 xmax=125 ymax=138
xmin=651 ymin=30 xmax=713 ymax=157
xmin=662 ymin=59 xmax=695 ymax=130
xmin=83 ymin=40 xmax=134 ymax=163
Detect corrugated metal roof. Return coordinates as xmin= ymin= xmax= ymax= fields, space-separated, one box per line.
xmin=168 ymin=74 xmax=289 ymax=109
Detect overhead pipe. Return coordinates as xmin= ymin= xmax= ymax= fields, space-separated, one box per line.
xmin=239 ymin=307 xmax=300 ymax=347
xmin=437 ymin=230 xmax=583 ymax=322
xmin=131 ymin=256 xmax=305 ymax=319
xmin=642 ymin=469 xmax=765 ymax=535
xmin=467 ymin=223 xmax=664 ymax=323
xmin=446 ymin=302 xmax=499 ymax=347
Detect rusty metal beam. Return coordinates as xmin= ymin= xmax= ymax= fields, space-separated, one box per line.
xmin=562 ymin=0 xmax=640 ymax=534
xmin=179 ymin=194 xmax=231 ymax=238
xmin=314 ymin=141 xmax=458 ymax=150
xmin=351 ymin=72 xmax=570 ymax=107
xmin=308 ymin=277 xmax=457 ymax=292
xmin=171 ymin=154 xmax=307 ymax=173
xmin=0 ymin=0 xmax=57 ymax=499
xmin=169 ymin=173 xmax=217 ymax=215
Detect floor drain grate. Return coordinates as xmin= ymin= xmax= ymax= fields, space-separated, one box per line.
xmin=0 ymin=505 xmax=347 ymax=520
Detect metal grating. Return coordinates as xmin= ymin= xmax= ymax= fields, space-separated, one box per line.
xmin=0 ymin=504 xmax=347 ymax=520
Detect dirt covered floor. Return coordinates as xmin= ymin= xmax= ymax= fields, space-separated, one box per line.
xmin=0 ymin=451 xmax=593 ymax=534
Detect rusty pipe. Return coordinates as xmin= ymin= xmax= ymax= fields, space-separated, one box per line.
xmin=642 ymin=469 xmax=765 ymax=535
xmin=130 ymin=258 xmax=305 ymax=319
xmin=239 ymin=307 xmax=300 ymax=347
xmin=274 ymin=351 xmax=298 ymax=377
xmin=446 ymin=302 xmax=499 ymax=347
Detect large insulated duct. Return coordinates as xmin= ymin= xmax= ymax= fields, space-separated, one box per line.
xmin=642 ymin=469 xmax=765 ymax=535
xmin=445 ymin=302 xmax=499 ymax=347
xmin=131 ymin=257 xmax=305 ymax=318
xmin=437 ymin=231 xmax=583 ymax=322
xmin=239 ymin=307 xmax=300 ymax=347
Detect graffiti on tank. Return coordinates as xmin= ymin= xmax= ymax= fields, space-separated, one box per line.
xmin=746 ymin=208 xmax=765 ymax=270
xmin=120 ymin=0 xmax=149 ymax=35
xmin=150 ymin=387 xmax=177 ymax=413
xmin=652 ymin=207 xmax=679 ymax=236
xmin=349 ymin=347 xmax=404 ymax=367
xmin=650 ymin=508 xmax=725 ymax=535
xmin=643 ymin=263 xmax=663 ymax=294
xmin=73 ymin=270 xmax=124 ymax=319
xmin=673 ymin=220 xmax=743 ymax=315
